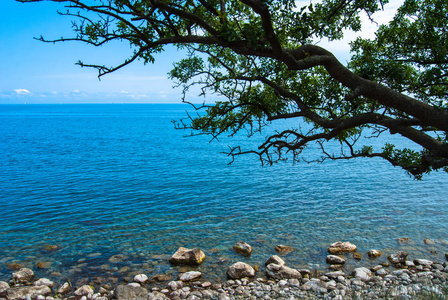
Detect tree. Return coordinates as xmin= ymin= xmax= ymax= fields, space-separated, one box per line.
xmin=19 ymin=0 xmax=448 ymax=178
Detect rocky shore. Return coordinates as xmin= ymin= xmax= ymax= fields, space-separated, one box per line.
xmin=1 ymin=241 xmax=447 ymax=300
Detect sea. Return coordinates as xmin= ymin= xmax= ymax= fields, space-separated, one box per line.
xmin=0 ymin=103 xmax=447 ymax=285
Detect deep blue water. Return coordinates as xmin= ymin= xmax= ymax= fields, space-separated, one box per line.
xmin=0 ymin=104 xmax=447 ymax=285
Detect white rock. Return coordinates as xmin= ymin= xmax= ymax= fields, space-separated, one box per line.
xmin=74 ymin=285 xmax=94 ymax=297
xmin=57 ymin=282 xmax=71 ymax=295
xmin=133 ymin=274 xmax=148 ymax=284
xmin=179 ymin=271 xmax=202 ymax=281
xmin=414 ymin=259 xmax=433 ymax=267
xmin=352 ymin=267 xmax=373 ymax=281
xmin=34 ymin=278 xmax=54 ymax=288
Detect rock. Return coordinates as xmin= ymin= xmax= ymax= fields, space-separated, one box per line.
xmin=57 ymin=282 xmax=71 ymax=295
xmin=233 ymin=241 xmax=252 ymax=256
xmin=7 ymin=263 xmax=25 ymax=270
xmin=178 ymin=271 xmax=202 ymax=282
xmin=6 ymin=286 xmax=51 ymax=300
xmin=11 ymin=268 xmax=34 ymax=285
xmin=388 ymin=251 xmax=408 ymax=266
xmin=445 ymin=253 xmax=448 ymax=261
xmin=424 ymin=238 xmax=435 ymax=244
xmin=266 ymin=264 xmax=302 ymax=280
xmin=115 ymin=284 xmax=149 ymax=300
xmin=265 ymin=255 xmax=286 ymax=266
xmin=133 ymin=274 xmax=148 ymax=284
xmin=109 ymin=254 xmax=127 ymax=263
xmin=226 ymin=262 xmax=255 ymax=279
xmin=353 ymin=253 xmax=362 ymax=260
xmin=352 ymin=267 xmax=373 ymax=281
xmin=36 ymin=261 xmax=52 ymax=269
xmin=327 ymin=242 xmax=357 ymax=254
xmin=168 ymin=281 xmax=183 ymax=291
xmin=151 ymin=274 xmax=172 ymax=282
xmin=275 ymin=245 xmax=294 ymax=255
xmin=324 ymin=271 xmax=346 ymax=279
xmin=74 ymin=285 xmax=94 ymax=298
xmin=42 ymin=244 xmax=62 ymax=252
xmin=414 ymin=259 xmax=433 ymax=267
xmin=326 ymin=255 xmax=346 ymax=265
xmin=169 ymin=247 xmax=205 ymax=266
xmin=148 ymin=291 xmax=169 ymax=300
xmin=368 ymin=249 xmax=381 ymax=258
xmin=33 ymin=278 xmax=54 ymax=288
xmin=397 ymin=237 xmax=410 ymax=243
xmin=0 ymin=281 xmax=10 ymax=297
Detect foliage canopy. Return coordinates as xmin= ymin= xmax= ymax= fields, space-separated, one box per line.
xmin=20 ymin=0 xmax=448 ymax=178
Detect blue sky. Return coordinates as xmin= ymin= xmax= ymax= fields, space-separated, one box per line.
xmin=0 ymin=0 xmax=401 ymax=104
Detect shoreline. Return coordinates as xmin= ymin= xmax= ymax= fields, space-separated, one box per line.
xmin=1 ymin=241 xmax=447 ymax=299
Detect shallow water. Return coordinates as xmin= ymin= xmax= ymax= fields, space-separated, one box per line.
xmin=0 ymin=104 xmax=447 ymax=285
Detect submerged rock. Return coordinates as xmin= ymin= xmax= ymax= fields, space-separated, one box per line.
xmin=397 ymin=237 xmax=410 ymax=243
xmin=327 ymin=242 xmax=357 ymax=254
xmin=169 ymin=247 xmax=205 ymax=266
xmin=226 ymin=262 xmax=255 ymax=279
xmin=233 ymin=241 xmax=252 ymax=256
xmin=353 ymin=252 xmax=362 ymax=260
xmin=6 ymin=263 xmax=24 ymax=270
xmin=42 ymin=244 xmax=62 ymax=252
xmin=275 ymin=245 xmax=294 ymax=255
xmin=108 ymin=254 xmax=127 ymax=263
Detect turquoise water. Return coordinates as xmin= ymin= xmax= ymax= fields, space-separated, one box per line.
xmin=0 ymin=104 xmax=447 ymax=285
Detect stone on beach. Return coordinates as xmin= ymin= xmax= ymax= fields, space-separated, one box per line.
xmin=352 ymin=267 xmax=373 ymax=281
xmin=74 ymin=285 xmax=94 ymax=298
xmin=0 ymin=281 xmax=10 ymax=297
xmin=266 ymin=263 xmax=302 ymax=280
xmin=327 ymin=241 xmax=357 ymax=254
xmin=275 ymin=245 xmax=294 ymax=255
xmin=115 ymin=284 xmax=149 ymax=300
xmin=265 ymin=255 xmax=286 ymax=266
xmin=233 ymin=241 xmax=252 ymax=256
xmin=326 ymin=255 xmax=346 ymax=265
xmin=414 ymin=258 xmax=433 ymax=267
xmin=226 ymin=262 xmax=255 ymax=279
xmin=11 ymin=268 xmax=34 ymax=285
xmin=6 ymin=285 xmax=51 ymax=300
xmin=178 ymin=271 xmax=202 ymax=282
xmin=33 ymin=278 xmax=54 ymax=288
xmin=57 ymin=282 xmax=71 ymax=295
xmin=169 ymin=247 xmax=205 ymax=266
xmin=388 ymin=251 xmax=408 ymax=266
xmin=133 ymin=274 xmax=148 ymax=284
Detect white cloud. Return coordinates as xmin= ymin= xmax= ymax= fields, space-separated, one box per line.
xmin=14 ymin=89 xmax=31 ymax=95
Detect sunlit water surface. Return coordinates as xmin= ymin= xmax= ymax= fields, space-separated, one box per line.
xmin=0 ymin=104 xmax=447 ymax=285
